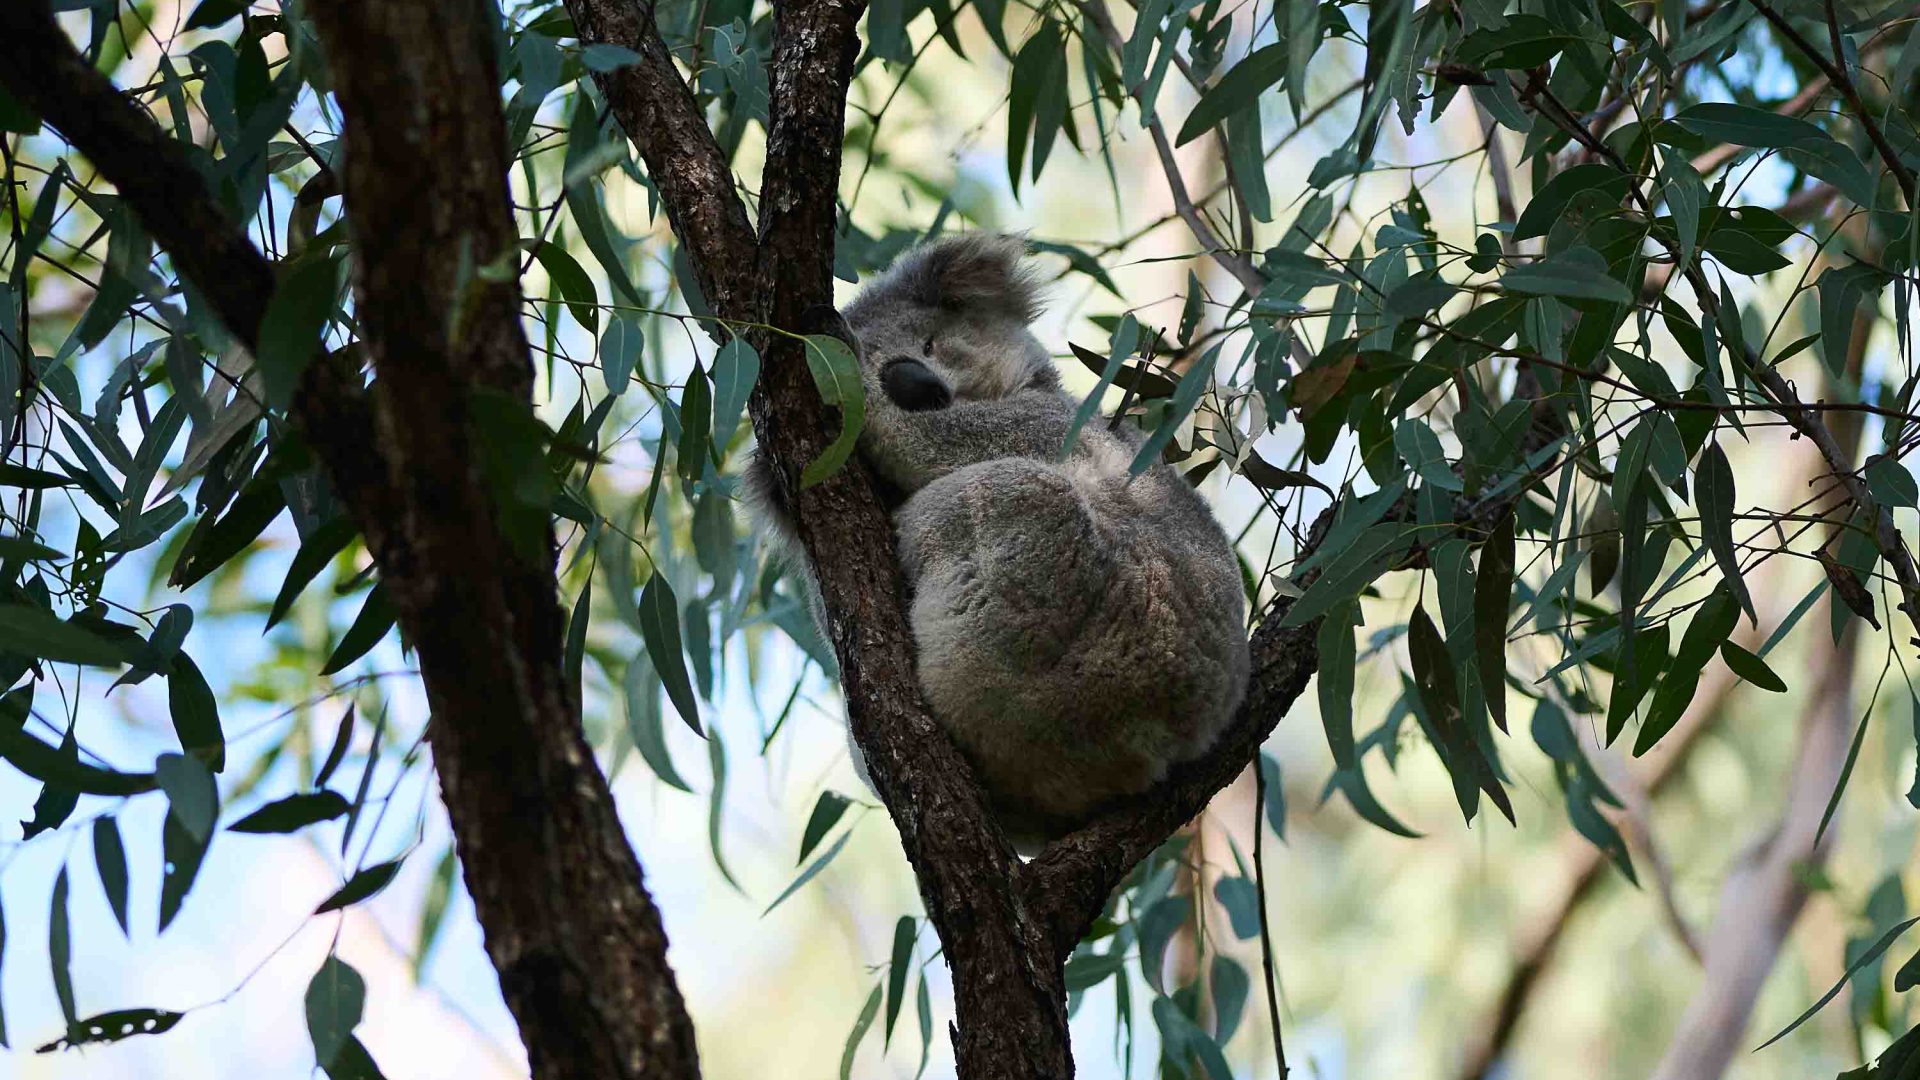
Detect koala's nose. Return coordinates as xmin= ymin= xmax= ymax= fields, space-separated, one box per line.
xmin=881 ymin=358 xmax=953 ymax=412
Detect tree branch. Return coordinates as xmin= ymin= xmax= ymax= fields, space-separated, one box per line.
xmin=0 ymin=1 xmax=394 ymax=530
xmin=562 ymin=0 xmax=758 ymax=319
xmin=291 ymin=3 xmax=700 ymax=1077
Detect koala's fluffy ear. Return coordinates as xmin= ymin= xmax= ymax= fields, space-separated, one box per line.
xmin=898 ymin=233 xmax=1045 ymax=323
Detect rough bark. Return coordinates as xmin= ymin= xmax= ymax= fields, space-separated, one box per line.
xmin=0 ymin=3 xmax=701 ymax=1078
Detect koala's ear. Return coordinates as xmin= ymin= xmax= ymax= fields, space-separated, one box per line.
xmin=913 ymin=233 xmax=1045 ymax=324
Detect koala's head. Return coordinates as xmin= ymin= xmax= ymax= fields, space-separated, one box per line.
xmin=839 ymin=233 xmax=1057 ymax=410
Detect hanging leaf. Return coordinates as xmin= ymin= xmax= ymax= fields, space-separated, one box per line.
xmin=1317 ymin=599 xmax=1357 ymax=767
xmin=710 ymin=338 xmax=762 ymax=457
xmin=1695 ymin=443 xmax=1756 ymax=625
xmin=1758 ymin=917 xmax=1920 ymax=1050
xmin=257 ymin=255 xmax=341 ymax=409
xmin=49 ymin=867 xmax=74 ymax=1023
xmin=320 ymin=585 xmax=396 ymax=676
xmin=765 ymin=830 xmax=854 ymax=915
xmin=885 ymin=916 xmax=915 ymax=1047
xmin=0 ymin=604 xmax=130 ymax=667
xmin=167 ymin=653 xmax=225 ymax=772
xmin=1474 ymin=511 xmax=1516 ymax=731
xmin=155 ymin=752 xmax=220 ymax=844
xmin=306 ymin=955 xmax=367 ymax=1069
xmin=316 ymin=860 xmax=403 ymax=914
xmin=840 ymin=983 xmax=883 ymax=1080
xmin=640 ymin=575 xmax=703 ymax=736
xmin=229 ymin=790 xmax=352 ymax=833
xmin=36 ymin=1008 xmax=184 ymax=1053
xmin=798 ymin=790 xmax=854 ymax=864
xmin=1127 ymin=343 xmax=1221 ymax=475
xmin=799 ymin=335 xmax=868 ymax=488
xmin=1719 ymin=641 xmax=1787 ymax=692
xmin=92 ymin=818 xmax=130 ymax=935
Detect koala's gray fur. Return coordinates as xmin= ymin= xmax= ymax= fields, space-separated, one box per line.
xmin=747 ymin=233 xmax=1249 ymax=850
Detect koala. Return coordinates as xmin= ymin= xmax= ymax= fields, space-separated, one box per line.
xmin=747 ymin=233 xmax=1249 ymax=851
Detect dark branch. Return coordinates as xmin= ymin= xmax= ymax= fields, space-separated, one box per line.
xmin=563 ymin=0 xmax=758 ymax=321
xmin=0 ymin=0 xmax=393 ymax=525
xmin=298 ymin=2 xmax=700 ymax=1077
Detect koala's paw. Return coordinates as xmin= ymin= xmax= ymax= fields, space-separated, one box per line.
xmin=881 ymin=357 xmax=953 ymax=412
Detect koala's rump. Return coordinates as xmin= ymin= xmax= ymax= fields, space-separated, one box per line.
xmin=895 ymin=457 xmax=1248 ymax=845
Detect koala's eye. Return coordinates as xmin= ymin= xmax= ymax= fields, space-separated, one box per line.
xmin=921 ymin=336 xmax=935 ymax=356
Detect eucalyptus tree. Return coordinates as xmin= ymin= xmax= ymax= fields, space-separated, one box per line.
xmin=1 ymin=0 xmax=1920 ymax=1077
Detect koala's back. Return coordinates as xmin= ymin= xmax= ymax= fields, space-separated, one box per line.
xmin=894 ymin=415 xmax=1249 ymax=848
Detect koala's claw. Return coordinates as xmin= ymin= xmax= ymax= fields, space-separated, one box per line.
xmin=881 ymin=357 xmax=954 ymax=412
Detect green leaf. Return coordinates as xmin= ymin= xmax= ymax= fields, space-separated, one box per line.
xmin=580 ymin=43 xmax=643 ymax=71
xmin=765 ymin=828 xmax=853 ymax=914
xmin=705 ymin=726 xmax=741 ymax=892
xmin=1500 ymin=246 xmax=1631 ymax=304
xmin=172 ymin=470 xmax=288 ymax=589
xmin=306 ymin=956 xmax=367 ymax=1069
xmin=1174 ymin=43 xmax=1287 ymax=146
xmin=1634 ymin=588 xmax=1738 ymax=754
xmin=677 ymin=362 xmax=712 ymax=487
xmin=0 ymin=688 xmax=156 ymax=795
xmin=840 ymin=983 xmax=883 ymax=1080
xmin=885 ymin=916 xmax=915 ymax=1046
xmin=92 ymin=817 xmax=130 ymax=935
xmin=184 ymin=0 xmax=247 ymax=29
xmin=565 ymin=578 xmax=591 ymax=707
xmin=1212 ymin=876 xmax=1260 ymax=938
xmin=1127 ymin=343 xmax=1220 ymax=475
xmin=624 ymin=650 xmax=691 ymax=791
xmin=50 ymin=867 xmax=74 ymax=1023
xmin=268 ymin=517 xmax=357 ymax=629
xmin=0 ymin=535 xmax=61 ymax=562
xmin=798 ymin=790 xmax=853 ymax=864
xmin=167 ymin=654 xmax=225 ymax=772
xmin=1866 ymin=455 xmax=1918 ymax=508
xmin=800 ymin=335 xmax=867 ymax=488
xmin=1515 ymin=163 xmax=1632 ymax=242
xmin=413 ymin=846 xmax=457 ymax=982
xmin=316 ymin=860 xmax=402 ymax=914
xmin=532 ymin=240 xmax=600 ymax=334
xmin=1695 ymin=442 xmax=1756 ymax=625
xmin=1317 ymin=600 xmax=1357 ymax=767
xmin=1719 ymin=641 xmax=1786 ymax=693
xmin=36 ymin=1008 xmax=185 ymax=1053
xmin=159 ymin=800 xmax=211 ymax=931
xmin=1474 ymin=512 xmax=1516 ymax=731
xmin=0 ymin=464 xmax=77 ymax=490
xmin=1282 ymin=522 xmax=1421 ymax=628
xmin=1006 ymin=23 xmax=1065 ymax=189
xmin=1672 ymin=103 xmax=1876 ymax=207
xmin=640 ymin=575 xmax=702 ymax=736
xmin=322 ymin=1035 xmax=390 ymax=1080
xmin=710 ymin=338 xmax=761 ymax=457
xmin=316 ymin=705 xmax=356 ymax=789
xmin=1061 ymin=316 xmax=1140 ymax=459
xmin=1454 ymin=13 xmax=1578 ymax=69
xmin=1757 ymin=917 xmax=1920 ymax=1051
xmin=1258 ymin=752 xmax=1287 ymax=839
xmin=600 ymin=314 xmax=644 ymax=395
xmin=155 ymin=752 xmax=219 ymax=843
xmin=1395 ymin=418 xmax=1461 ymax=491
xmin=229 ymin=790 xmax=352 ymax=833
xmin=0 ymin=603 xmax=130 ymax=666
xmin=258 ymin=256 xmax=340 ymax=410
xmin=320 ymin=585 xmax=396 ymax=677
xmin=1211 ymin=954 xmax=1251 ymax=1043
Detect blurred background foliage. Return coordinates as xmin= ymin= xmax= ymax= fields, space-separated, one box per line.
xmin=6 ymin=0 xmax=1920 ymax=1077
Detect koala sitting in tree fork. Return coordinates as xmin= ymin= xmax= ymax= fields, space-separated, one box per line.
xmin=748 ymin=233 xmax=1250 ymax=851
